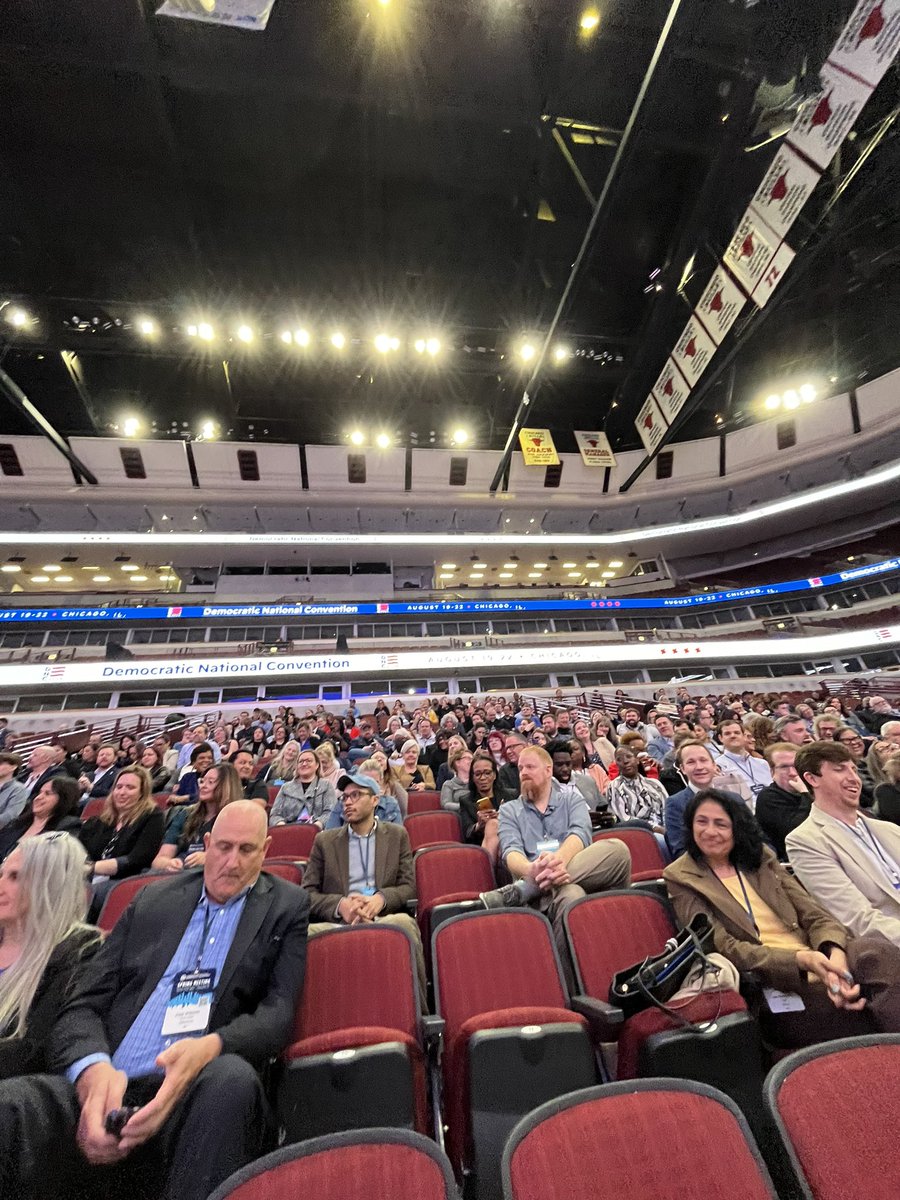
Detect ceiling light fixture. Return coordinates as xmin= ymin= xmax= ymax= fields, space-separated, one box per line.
xmin=0 ymin=565 xmax=21 ymax=573
xmin=451 ymin=428 xmax=469 ymax=445
xmin=122 ymin=417 xmax=141 ymax=438
xmin=764 ymin=394 xmax=782 ymax=410
xmin=6 ymin=307 xmax=31 ymax=328
xmin=374 ymin=334 xmax=399 ymax=353
xmin=55 ymin=575 xmax=73 ymax=583
xmin=330 ymin=331 xmax=346 ymax=350
xmin=42 ymin=565 xmax=61 ymax=573
xmin=92 ymin=575 xmax=111 ymax=583
xmin=782 ymin=389 xmax=800 ymax=410
xmin=197 ymin=322 xmax=214 ymax=341
xmin=579 ymin=7 xmax=600 ymax=32
xmin=280 ymin=330 xmax=293 ymax=344
xmin=349 ymin=430 xmax=365 ymax=446
xmin=375 ymin=433 xmax=391 ymax=449
xmin=236 ymin=325 xmax=254 ymax=344
xmin=30 ymin=575 xmax=50 ymax=583
xmin=519 ymin=342 xmax=536 ymax=362
xmin=294 ymin=328 xmax=310 ymax=347
xmin=799 ymin=383 xmax=816 ymax=402
xmin=137 ymin=318 xmax=157 ymax=337
xmin=553 ymin=345 xmax=570 ymax=363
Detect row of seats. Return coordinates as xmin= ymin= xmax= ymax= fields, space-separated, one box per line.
xmin=206 ymin=1034 xmax=900 ymax=1199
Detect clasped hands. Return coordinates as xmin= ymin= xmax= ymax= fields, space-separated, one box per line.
xmin=796 ymin=946 xmax=865 ymax=1011
xmin=338 ymin=891 xmax=386 ymax=924
xmin=530 ymin=851 xmax=571 ymax=893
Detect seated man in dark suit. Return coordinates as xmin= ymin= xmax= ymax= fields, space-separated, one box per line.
xmin=77 ymin=743 xmax=119 ymax=803
xmin=665 ymin=740 xmax=746 ymax=857
xmin=0 ymin=800 xmax=309 ymax=1200
xmin=303 ymin=771 xmax=426 ymax=1004
xmin=754 ymin=742 xmax=813 ymax=859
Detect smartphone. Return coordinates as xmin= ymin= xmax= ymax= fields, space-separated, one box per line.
xmin=476 ymin=797 xmax=494 ymax=812
xmin=105 ymin=1106 xmax=140 ymax=1138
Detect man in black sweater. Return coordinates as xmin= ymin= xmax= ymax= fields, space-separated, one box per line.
xmin=755 ymin=742 xmax=812 ymax=860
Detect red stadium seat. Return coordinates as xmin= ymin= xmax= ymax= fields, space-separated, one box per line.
xmin=262 ymin=861 xmax=304 ymax=886
xmin=563 ymin=891 xmax=763 ymax=1120
xmin=432 ymin=909 xmax=595 ymax=1193
xmin=80 ymin=797 xmax=106 ymax=820
xmin=207 ymin=1129 xmax=459 ymax=1200
xmin=152 ymin=792 xmax=170 ymax=808
xmin=766 ymin=1034 xmax=900 ymax=1200
xmin=266 ymin=824 xmax=319 ymax=860
xmin=592 ymin=827 xmax=667 ymax=881
xmin=96 ymin=872 xmax=171 ymax=932
xmin=404 ymin=811 xmax=462 ymax=853
xmin=278 ymin=924 xmax=430 ymax=1141
xmin=407 ymin=790 xmax=441 ymax=814
xmin=413 ymin=843 xmax=495 ymax=945
xmin=502 ymin=1081 xmax=778 ymax=1200
xmin=268 ymin=785 xmax=281 ymax=806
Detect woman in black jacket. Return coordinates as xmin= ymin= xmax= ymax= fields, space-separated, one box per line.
xmin=0 ymin=831 xmax=100 ymax=1079
xmin=79 ymin=765 xmax=164 ymax=918
xmin=460 ymin=751 xmax=514 ymax=866
xmin=0 ymin=776 xmax=81 ymax=862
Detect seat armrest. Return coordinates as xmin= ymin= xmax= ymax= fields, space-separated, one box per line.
xmin=570 ymin=994 xmax=625 ymax=1039
xmin=420 ymin=1013 xmax=445 ymax=1049
xmin=406 ymin=898 xmax=418 ymax=914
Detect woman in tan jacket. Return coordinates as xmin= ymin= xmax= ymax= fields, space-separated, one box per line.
xmin=390 ymin=739 xmax=436 ymax=791
xmin=664 ymin=787 xmax=900 ymax=1047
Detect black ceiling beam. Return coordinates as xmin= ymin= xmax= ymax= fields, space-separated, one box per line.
xmin=488 ymin=0 xmax=685 ymax=495
xmin=0 ymin=362 xmax=98 ymax=484
xmin=604 ymin=56 xmax=760 ymax=430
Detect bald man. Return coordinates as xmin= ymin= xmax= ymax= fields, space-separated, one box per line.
xmin=0 ymin=801 xmax=309 ymax=1200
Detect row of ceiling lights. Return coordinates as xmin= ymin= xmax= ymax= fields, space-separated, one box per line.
xmin=3 ymin=304 xmax=580 ymax=368
xmin=1 ymin=562 xmax=176 ymax=584
xmin=438 ymin=557 xmax=624 ymax=582
xmin=763 ymin=383 xmax=818 ymax=411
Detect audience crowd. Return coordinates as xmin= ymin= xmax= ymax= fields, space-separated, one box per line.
xmin=0 ymin=680 xmax=899 ymax=1196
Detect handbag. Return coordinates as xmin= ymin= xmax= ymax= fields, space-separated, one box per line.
xmin=610 ymin=913 xmax=718 ymax=1023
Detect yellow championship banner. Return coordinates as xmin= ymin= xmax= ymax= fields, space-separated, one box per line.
xmin=518 ymin=427 xmax=559 ymax=466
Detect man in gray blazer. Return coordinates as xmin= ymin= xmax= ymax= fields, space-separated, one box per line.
xmin=787 ymin=741 xmax=900 ymax=947
xmin=302 ymin=771 xmax=426 ymax=1002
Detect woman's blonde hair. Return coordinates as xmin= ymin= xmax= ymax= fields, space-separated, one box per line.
xmin=315 ymin=741 xmax=337 ymax=767
xmin=449 ymin=746 xmax=473 ymax=771
xmin=0 ymin=833 xmax=97 ymax=1041
xmin=400 ymin=739 xmax=419 ymax=757
xmin=270 ymin=741 xmax=300 ymax=782
xmin=98 ymin=765 xmax=156 ymax=826
xmin=358 ymin=756 xmax=384 ymax=781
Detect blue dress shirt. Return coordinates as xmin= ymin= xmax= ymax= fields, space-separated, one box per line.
xmin=68 ymin=886 xmax=250 ymax=1083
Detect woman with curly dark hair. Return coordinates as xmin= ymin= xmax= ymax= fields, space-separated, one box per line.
xmin=664 ymin=788 xmax=900 ymax=1047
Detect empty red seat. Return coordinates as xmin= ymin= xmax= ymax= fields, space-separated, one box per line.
xmin=404 ymin=811 xmax=462 ymax=853
xmin=407 ymin=790 xmax=442 ymax=815
xmin=207 ymin=1129 xmax=459 ymax=1200
xmin=766 ymin=1034 xmax=900 ymax=1200
xmin=503 ymin=1081 xmax=778 ymax=1200
xmin=413 ymin=843 xmax=495 ymax=945
xmin=80 ymin=797 xmax=106 ymax=821
xmin=262 ymin=860 xmax=304 ymax=886
xmin=266 ymin=824 xmax=319 ymax=860
xmin=96 ymin=872 xmax=171 ymax=933
xmin=278 ymin=924 xmax=431 ymax=1141
xmin=593 ymin=827 xmax=667 ymax=881
xmin=432 ymin=909 xmax=595 ymax=1193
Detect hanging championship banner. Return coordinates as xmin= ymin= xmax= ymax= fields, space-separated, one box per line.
xmin=724 ymin=210 xmax=781 ymax=295
xmin=828 ymin=0 xmax=900 ymax=89
xmin=749 ymin=144 xmax=823 ymax=242
xmin=696 ymin=266 xmax=747 ymax=345
xmin=635 ymin=396 xmax=669 ymax=456
xmin=518 ymin=428 xmax=559 ymax=466
xmin=788 ymin=63 xmax=874 ymax=171
xmin=672 ymin=315 xmax=717 ymax=387
xmin=574 ymin=431 xmax=617 ymax=468
xmin=651 ymin=357 xmax=691 ymax=424
xmin=751 ymin=242 xmax=797 ymax=309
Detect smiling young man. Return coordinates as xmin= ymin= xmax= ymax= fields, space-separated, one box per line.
xmin=714 ymin=719 xmax=772 ymax=799
xmin=787 ymin=742 xmax=900 ymax=948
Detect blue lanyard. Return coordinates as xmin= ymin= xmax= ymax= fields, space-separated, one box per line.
xmin=193 ymin=900 xmax=217 ymax=971
xmin=352 ymin=828 xmax=374 ymax=886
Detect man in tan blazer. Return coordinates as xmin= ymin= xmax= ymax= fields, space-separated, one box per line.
xmin=302 ymin=770 xmax=426 ymax=1002
xmin=787 ymin=741 xmax=900 ymax=947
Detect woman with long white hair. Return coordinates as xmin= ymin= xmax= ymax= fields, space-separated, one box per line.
xmin=0 ymin=832 xmax=100 ymax=1079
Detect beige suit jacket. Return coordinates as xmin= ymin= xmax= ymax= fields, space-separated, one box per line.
xmin=786 ymin=806 xmax=900 ymax=947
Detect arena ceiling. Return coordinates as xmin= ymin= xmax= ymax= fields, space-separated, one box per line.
xmin=0 ymin=0 xmax=898 ymax=471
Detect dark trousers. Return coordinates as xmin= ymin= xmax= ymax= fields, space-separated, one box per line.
xmin=0 ymin=1054 xmax=274 ymax=1200
xmin=759 ymin=935 xmax=900 ymax=1049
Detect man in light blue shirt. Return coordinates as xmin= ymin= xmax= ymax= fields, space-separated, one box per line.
xmin=480 ymin=746 xmax=631 ymax=947
xmin=0 ymin=801 xmax=308 ymax=1200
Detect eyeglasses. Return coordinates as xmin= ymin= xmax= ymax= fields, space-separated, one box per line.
xmin=837 ymin=735 xmax=863 ymax=744
xmin=342 ymin=789 xmax=370 ymax=801
xmin=472 ymin=768 xmax=495 ymax=777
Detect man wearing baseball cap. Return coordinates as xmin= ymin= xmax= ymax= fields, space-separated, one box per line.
xmin=303 ymin=772 xmax=426 ymax=1002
